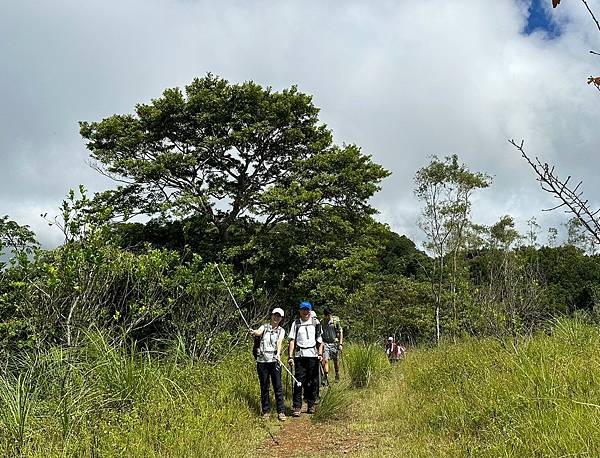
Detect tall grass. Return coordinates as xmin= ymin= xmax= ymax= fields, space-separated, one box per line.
xmin=356 ymin=317 xmax=600 ymax=457
xmin=343 ymin=343 xmax=390 ymax=388
xmin=0 ymin=371 xmax=36 ymax=453
xmin=0 ymin=331 xmax=265 ymax=457
xmin=311 ymin=381 xmax=353 ymax=423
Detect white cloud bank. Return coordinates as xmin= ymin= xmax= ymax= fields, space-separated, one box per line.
xmin=0 ymin=0 xmax=598 ymax=248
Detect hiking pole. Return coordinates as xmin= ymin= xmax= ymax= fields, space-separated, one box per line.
xmin=318 ymin=360 xmax=326 ymax=387
xmin=215 ymin=263 xmax=252 ymax=332
xmin=276 ymin=356 xmax=301 ymax=387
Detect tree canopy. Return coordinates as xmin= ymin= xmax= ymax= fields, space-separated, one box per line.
xmin=81 ymin=74 xmax=389 ymax=245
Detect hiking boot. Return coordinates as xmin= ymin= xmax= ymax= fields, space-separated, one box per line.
xmin=322 ymin=376 xmax=329 ymax=387
xmin=262 ymin=412 xmax=270 ymax=420
xmin=292 ymin=407 xmax=301 ymax=417
xmin=307 ymin=405 xmax=316 ymax=414
xmin=278 ymin=412 xmax=286 ymax=421
xmin=335 ymin=374 xmax=340 ymax=383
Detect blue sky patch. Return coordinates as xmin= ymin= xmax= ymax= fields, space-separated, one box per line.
xmin=524 ymin=0 xmax=561 ymax=37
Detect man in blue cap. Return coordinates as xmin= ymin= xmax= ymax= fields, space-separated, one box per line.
xmin=288 ymin=301 xmax=323 ymax=416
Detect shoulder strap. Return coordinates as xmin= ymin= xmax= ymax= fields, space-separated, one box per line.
xmin=259 ymin=323 xmax=271 ymax=354
xmin=313 ymin=317 xmax=322 ymax=338
xmin=294 ymin=318 xmax=302 ymax=341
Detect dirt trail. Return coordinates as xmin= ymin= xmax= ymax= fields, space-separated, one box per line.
xmin=255 ymin=402 xmax=378 ymax=458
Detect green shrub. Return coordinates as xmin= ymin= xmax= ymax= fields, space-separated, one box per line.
xmin=311 ymin=382 xmax=353 ymax=423
xmin=343 ymin=343 xmax=390 ymax=388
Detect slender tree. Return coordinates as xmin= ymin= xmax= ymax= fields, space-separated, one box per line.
xmin=414 ymin=155 xmax=491 ymax=342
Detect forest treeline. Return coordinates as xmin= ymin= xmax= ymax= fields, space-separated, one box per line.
xmin=1 ymin=75 xmax=600 ymax=359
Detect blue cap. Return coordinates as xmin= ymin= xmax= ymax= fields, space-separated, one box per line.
xmin=299 ymin=301 xmax=312 ymax=310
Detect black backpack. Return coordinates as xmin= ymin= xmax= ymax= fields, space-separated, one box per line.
xmin=252 ymin=334 xmax=262 ymax=359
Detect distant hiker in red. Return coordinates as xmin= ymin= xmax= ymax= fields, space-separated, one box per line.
xmin=250 ymin=307 xmax=286 ymax=421
xmin=386 ymin=336 xmax=405 ymax=363
xmin=288 ymin=301 xmax=323 ymax=417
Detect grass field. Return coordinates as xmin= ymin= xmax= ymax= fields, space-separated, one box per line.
xmin=4 ymin=320 xmax=600 ymax=457
xmin=345 ymin=318 xmax=600 ymax=456
xmin=0 ymin=333 xmax=266 ymax=457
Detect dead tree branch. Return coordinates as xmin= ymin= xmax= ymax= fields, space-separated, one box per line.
xmin=509 ymin=139 xmax=600 ymax=245
xmin=582 ymin=0 xmax=600 ymax=33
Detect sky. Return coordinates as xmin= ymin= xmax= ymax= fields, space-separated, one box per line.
xmin=1 ymin=0 xmax=599 ymax=249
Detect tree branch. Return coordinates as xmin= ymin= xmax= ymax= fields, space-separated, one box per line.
xmin=509 ymin=139 xmax=600 ymax=245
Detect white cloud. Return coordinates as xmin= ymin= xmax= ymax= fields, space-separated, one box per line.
xmin=1 ymin=0 xmax=598 ymax=248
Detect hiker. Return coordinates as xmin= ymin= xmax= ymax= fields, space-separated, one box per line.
xmin=250 ymin=307 xmax=287 ymax=421
xmin=385 ymin=336 xmax=405 ymax=363
xmin=321 ymin=307 xmax=343 ymax=385
xmin=288 ymin=301 xmax=324 ymax=417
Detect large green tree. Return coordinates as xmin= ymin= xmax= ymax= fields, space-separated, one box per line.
xmin=81 ymin=74 xmax=388 ymax=248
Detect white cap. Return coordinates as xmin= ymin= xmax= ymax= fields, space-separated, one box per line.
xmin=388 ymin=336 xmax=393 ymax=341
xmin=272 ymin=307 xmax=285 ymax=317
xmin=310 ymin=311 xmax=317 ymax=318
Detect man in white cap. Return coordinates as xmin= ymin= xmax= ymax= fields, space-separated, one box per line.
xmin=250 ymin=307 xmax=287 ymax=420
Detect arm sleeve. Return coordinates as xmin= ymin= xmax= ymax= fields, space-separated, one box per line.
xmin=288 ymin=321 xmax=296 ymax=340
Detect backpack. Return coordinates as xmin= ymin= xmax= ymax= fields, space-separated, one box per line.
xmin=331 ymin=315 xmax=342 ymax=335
xmin=293 ymin=317 xmax=322 ymax=350
xmin=252 ymin=324 xmax=280 ymax=360
xmin=252 ymin=335 xmax=262 ymax=359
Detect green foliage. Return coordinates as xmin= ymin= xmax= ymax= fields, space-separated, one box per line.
xmin=414 ymin=154 xmax=492 ymax=341
xmin=0 ymin=215 xmax=38 ymax=268
xmin=78 ymin=74 xmax=390 ymax=318
xmin=0 ymin=371 xmax=36 ymax=453
xmin=0 ymin=337 xmax=263 ymax=457
xmin=311 ymin=381 xmax=353 ymax=423
xmin=535 ymin=245 xmax=600 ymax=314
xmin=1 ymin=214 xmax=259 ymax=352
xmin=379 ymin=231 xmax=430 ymax=279
xmin=346 ymin=275 xmax=435 ymax=343
xmin=80 ymin=74 xmax=388 ymax=247
xmin=343 ymin=343 xmax=390 ymax=388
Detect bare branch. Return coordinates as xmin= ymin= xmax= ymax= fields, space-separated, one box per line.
xmin=582 ymin=0 xmax=600 ymax=33
xmin=509 ymin=139 xmax=600 ymax=245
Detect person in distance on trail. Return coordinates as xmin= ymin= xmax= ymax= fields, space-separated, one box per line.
xmin=288 ymin=301 xmax=324 ymax=417
xmin=385 ymin=336 xmax=405 ymax=363
xmin=321 ymin=307 xmax=343 ymax=385
xmin=250 ymin=307 xmax=287 ymax=421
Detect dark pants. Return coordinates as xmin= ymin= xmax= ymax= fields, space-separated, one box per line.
xmin=292 ymin=357 xmax=319 ymax=408
xmin=257 ymin=361 xmax=285 ymax=414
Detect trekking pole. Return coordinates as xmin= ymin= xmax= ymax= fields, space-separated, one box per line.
xmin=276 ymin=356 xmax=301 ymax=387
xmin=215 ymin=263 xmax=252 ymax=332
xmin=318 ymin=361 xmax=326 ymax=387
